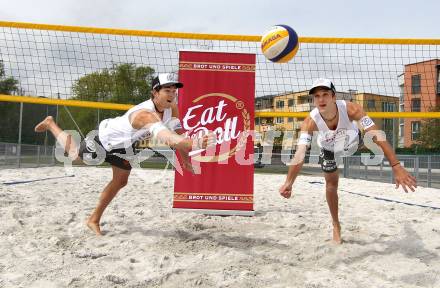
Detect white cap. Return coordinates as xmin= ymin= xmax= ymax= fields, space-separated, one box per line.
xmin=309 ymin=78 xmax=336 ymax=95
xmin=152 ymin=73 xmax=183 ymax=90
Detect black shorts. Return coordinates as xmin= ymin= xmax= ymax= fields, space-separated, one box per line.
xmin=319 ymin=149 xmax=338 ymax=173
xmin=319 ymin=131 xmax=363 ymax=173
xmin=78 ymin=134 xmax=135 ymax=171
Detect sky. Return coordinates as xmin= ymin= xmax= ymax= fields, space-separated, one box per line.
xmin=0 ymin=0 xmax=438 ymax=100
xmin=0 ymin=0 xmax=439 ymax=38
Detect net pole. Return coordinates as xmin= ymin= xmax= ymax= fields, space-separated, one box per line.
xmin=17 ymin=102 xmax=23 ymax=168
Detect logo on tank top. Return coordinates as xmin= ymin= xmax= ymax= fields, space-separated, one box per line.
xmin=361 ymin=116 xmax=373 ymax=128
xmin=322 ymin=128 xmax=347 ymax=144
xmin=321 ymin=128 xmax=359 ymax=153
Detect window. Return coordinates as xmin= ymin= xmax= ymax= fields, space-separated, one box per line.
xmin=399 ymin=123 xmax=405 ymax=147
xmin=399 ymin=84 xmax=404 ymax=102
xmin=255 ymin=118 xmax=260 ymax=125
xmin=383 ymin=119 xmax=394 ymax=143
xmin=382 ymin=102 xmax=395 ymax=112
xmin=437 ymin=65 xmax=440 ymax=94
xmin=367 ymin=100 xmax=375 ymax=109
xmin=383 ymin=119 xmax=393 ymax=130
xmin=275 ymin=117 xmax=284 ymax=124
xmin=411 ymin=121 xmax=421 ymax=140
xmin=288 ymin=117 xmax=293 ymax=123
xmin=256 ymin=98 xmax=273 ymax=109
xmin=288 ymin=99 xmax=294 ymax=107
xmin=276 ymin=100 xmax=284 ymax=108
xmin=411 ymin=74 xmax=421 ymax=94
xmin=411 ymin=99 xmax=421 ymax=112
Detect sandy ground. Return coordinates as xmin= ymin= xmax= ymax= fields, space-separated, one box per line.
xmin=0 ymin=166 xmax=439 ymax=288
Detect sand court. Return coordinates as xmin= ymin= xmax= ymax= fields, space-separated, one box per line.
xmin=1 ymin=166 xmax=439 ymax=287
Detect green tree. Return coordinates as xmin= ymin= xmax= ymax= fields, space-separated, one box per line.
xmin=59 ymin=63 xmax=155 ymax=134
xmin=0 ymin=60 xmax=20 ymax=143
xmin=417 ymin=105 xmax=440 ymax=149
xmin=0 ymin=61 xmax=19 ymax=94
xmin=273 ymin=126 xmax=286 ymax=147
xmin=0 ymin=60 xmax=59 ymax=145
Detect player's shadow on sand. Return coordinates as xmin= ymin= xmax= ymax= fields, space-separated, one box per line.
xmin=123 ymin=224 xmax=290 ymax=251
xmin=119 ymin=224 xmax=307 ymax=268
xmin=335 ymin=223 xmax=439 ymax=286
xmin=341 ymin=223 xmax=439 ymax=265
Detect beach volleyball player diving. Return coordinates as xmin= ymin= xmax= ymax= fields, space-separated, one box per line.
xmin=34 ymin=73 xmax=215 ymax=235
xmin=279 ymin=78 xmax=417 ymax=244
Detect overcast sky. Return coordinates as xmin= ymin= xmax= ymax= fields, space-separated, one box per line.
xmin=0 ymin=0 xmax=439 ymax=38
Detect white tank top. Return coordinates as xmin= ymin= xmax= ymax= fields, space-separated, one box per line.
xmin=98 ymin=99 xmax=172 ymax=151
xmin=310 ymin=100 xmax=359 ymax=152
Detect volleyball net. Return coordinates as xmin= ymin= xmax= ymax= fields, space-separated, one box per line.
xmin=0 ymin=21 xmax=439 ymax=147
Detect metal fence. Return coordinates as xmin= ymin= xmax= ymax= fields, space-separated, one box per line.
xmin=255 ymin=152 xmax=440 ymax=188
xmin=0 ymin=142 xmax=55 ymax=168
xmin=1 ymin=142 xmax=439 ymax=189
xmin=342 ymin=155 xmax=440 ymax=188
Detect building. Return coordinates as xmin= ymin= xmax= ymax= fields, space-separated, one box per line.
xmin=399 ymin=59 xmax=440 ymax=147
xmin=255 ymin=90 xmax=399 ymax=147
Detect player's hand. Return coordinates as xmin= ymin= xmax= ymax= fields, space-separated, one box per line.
xmin=183 ymin=160 xmax=200 ymax=174
xmin=200 ymin=133 xmax=217 ymax=149
xmin=393 ymin=165 xmax=417 ymax=193
xmin=279 ymin=183 xmax=293 ymax=199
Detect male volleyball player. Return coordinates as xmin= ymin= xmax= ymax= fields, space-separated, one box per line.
xmin=35 ymin=73 xmax=214 ymax=235
xmin=279 ymin=78 xmax=417 ymax=244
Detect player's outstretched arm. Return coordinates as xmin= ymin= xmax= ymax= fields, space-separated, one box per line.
xmin=280 ymin=116 xmax=317 ymax=198
xmin=347 ymin=102 xmax=417 ymax=192
xmin=132 ymin=111 xmax=214 ymax=152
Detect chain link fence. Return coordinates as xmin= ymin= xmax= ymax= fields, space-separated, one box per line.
xmin=1 ymin=142 xmax=439 ymax=189
xmin=0 ymin=142 xmax=55 ymax=168
xmin=342 ymin=155 xmax=440 ymax=188
xmin=255 ymin=151 xmax=440 ymax=188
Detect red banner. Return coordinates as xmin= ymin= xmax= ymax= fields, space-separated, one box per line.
xmin=173 ymin=51 xmax=255 ymax=215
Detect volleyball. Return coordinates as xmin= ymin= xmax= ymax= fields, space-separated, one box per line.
xmin=261 ymin=25 xmax=299 ymax=63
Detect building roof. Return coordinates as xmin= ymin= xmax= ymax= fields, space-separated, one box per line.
xmin=404 ymin=59 xmax=440 ymax=67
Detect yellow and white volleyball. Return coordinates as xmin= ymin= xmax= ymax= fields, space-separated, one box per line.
xmin=261 ymin=25 xmax=299 ymax=63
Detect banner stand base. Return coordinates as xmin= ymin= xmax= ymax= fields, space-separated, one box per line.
xmin=172 ymin=208 xmax=255 ymax=217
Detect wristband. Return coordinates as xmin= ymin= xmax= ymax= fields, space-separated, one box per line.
xmin=391 ymin=162 xmax=400 ymax=168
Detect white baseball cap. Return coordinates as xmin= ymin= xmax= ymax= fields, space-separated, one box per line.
xmin=152 ymin=73 xmax=183 ymax=90
xmin=309 ymin=78 xmax=336 ymax=95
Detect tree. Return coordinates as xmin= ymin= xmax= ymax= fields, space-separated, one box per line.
xmin=273 ymin=126 xmax=286 ymax=147
xmin=0 ymin=61 xmax=59 ymax=145
xmin=59 ymin=63 xmax=155 ymax=134
xmin=0 ymin=60 xmax=20 ymax=143
xmin=0 ymin=61 xmax=19 ymax=95
xmin=417 ymin=105 xmax=440 ymax=149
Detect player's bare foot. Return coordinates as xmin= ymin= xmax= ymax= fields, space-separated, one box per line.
xmin=86 ymin=220 xmax=103 ymax=236
xmin=34 ymin=116 xmax=54 ymax=132
xmin=332 ymin=222 xmax=342 ymax=244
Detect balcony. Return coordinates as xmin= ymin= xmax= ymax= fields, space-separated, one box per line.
xmin=294 ymin=103 xmax=314 ymax=112
xmin=256 ymin=108 xmax=275 ymax=112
